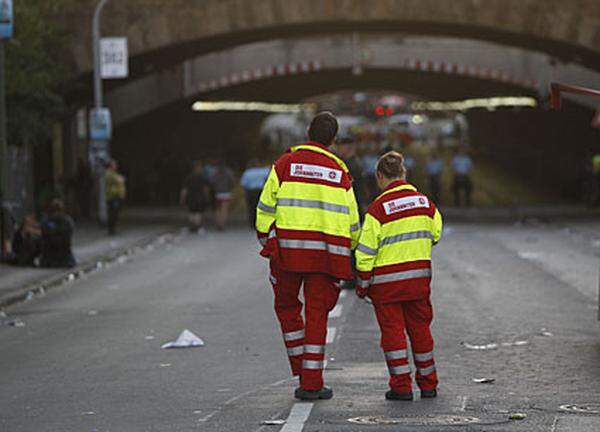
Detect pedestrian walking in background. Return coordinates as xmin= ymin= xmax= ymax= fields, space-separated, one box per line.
xmin=356 ymin=151 xmax=442 ymax=401
xmin=40 ymin=198 xmax=76 ymax=268
xmin=211 ymin=161 xmax=236 ymax=231
xmin=105 ymin=159 xmax=127 ymax=235
xmin=240 ymin=159 xmax=270 ymax=228
xmin=362 ymin=150 xmax=379 ymax=202
xmin=451 ymin=147 xmax=473 ymax=207
xmin=181 ymin=160 xmax=212 ymax=233
xmin=426 ymin=152 xmax=444 ymax=204
xmin=256 ymin=112 xmax=360 ymax=400
xmin=336 ymin=135 xmax=366 ymax=214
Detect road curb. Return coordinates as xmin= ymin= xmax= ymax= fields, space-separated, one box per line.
xmin=0 ymin=227 xmax=179 ymax=309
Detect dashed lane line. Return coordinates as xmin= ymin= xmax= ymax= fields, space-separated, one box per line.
xmin=329 ymin=304 xmax=343 ymax=318
xmin=280 ymin=403 xmax=314 ymax=432
xmin=326 ymin=327 xmax=337 ymax=344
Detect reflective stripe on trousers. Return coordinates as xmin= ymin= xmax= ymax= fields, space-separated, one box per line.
xmin=304 ymin=344 xmax=325 ymax=354
xmin=287 ymin=346 xmax=304 ymax=357
xmin=414 ymin=351 xmax=434 ymax=362
xmin=283 ymin=329 xmax=305 ymax=342
xmin=303 ymin=359 xmax=325 ymax=370
xmin=417 ymin=365 xmax=436 ymax=376
xmin=384 ymin=349 xmax=407 ymax=361
xmin=388 ymin=364 xmax=411 ymax=375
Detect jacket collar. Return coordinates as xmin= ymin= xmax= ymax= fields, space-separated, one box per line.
xmin=290 ymin=141 xmax=349 ymax=173
xmin=378 ymin=180 xmax=417 ymax=199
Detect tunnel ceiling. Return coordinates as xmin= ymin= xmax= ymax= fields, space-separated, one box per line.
xmin=67 ymin=0 xmax=600 ymax=81
xmin=103 ymin=34 xmax=599 ymax=127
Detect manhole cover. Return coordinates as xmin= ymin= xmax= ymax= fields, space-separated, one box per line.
xmin=348 ymin=415 xmax=482 ymax=426
xmin=559 ymin=404 xmax=600 ymax=414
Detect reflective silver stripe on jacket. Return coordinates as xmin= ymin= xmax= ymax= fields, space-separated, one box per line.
xmin=357 ymin=278 xmax=371 ymax=289
xmin=350 ymin=222 xmax=361 ymax=233
xmin=379 ymin=230 xmax=434 ymax=248
xmin=268 ymin=229 xmax=276 ymax=239
xmin=304 ymin=344 xmax=325 ymax=354
xmin=277 ymin=198 xmax=349 ymax=215
xmin=388 ymin=364 xmax=411 ymax=375
xmin=257 ymin=201 xmax=276 ymax=214
xmin=356 ymin=243 xmax=378 ymax=256
xmin=283 ymin=329 xmax=305 ymax=342
xmin=418 ymin=365 xmax=436 ymax=376
xmin=302 ymin=360 xmax=325 ymax=370
xmin=287 ymin=346 xmax=304 ymax=357
xmin=278 ymin=239 xmax=351 ymax=256
xmin=372 ymin=268 xmax=432 ymax=285
xmin=414 ymin=351 xmax=434 ymax=362
xmin=384 ymin=349 xmax=408 ymax=361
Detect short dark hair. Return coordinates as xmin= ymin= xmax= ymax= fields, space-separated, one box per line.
xmin=377 ymin=151 xmax=406 ymax=180
xmin=308 ymin=112 xmax=338 ymax=147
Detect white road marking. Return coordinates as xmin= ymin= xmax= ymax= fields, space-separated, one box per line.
xmin=329 ymin=304 xmax=343 ymax=318
xmin=326 ymin=327 xmax=337 ymax=344
xmin=280 ymin=403 xmax=314 ymax=432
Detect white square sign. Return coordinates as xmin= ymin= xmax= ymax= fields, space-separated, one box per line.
xmin=100 ymin=37 xmax=128 ymax=79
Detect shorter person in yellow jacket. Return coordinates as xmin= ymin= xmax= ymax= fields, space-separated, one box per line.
xmin=105 ymin=159 xmax=127 ymax=235
xmin=355 ymin=151 xmax=442 ymax=401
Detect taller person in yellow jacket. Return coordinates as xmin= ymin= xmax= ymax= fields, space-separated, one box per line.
xmin=356 ymin=151 xmax=442 ymax=401
xmin=256 ymin=112 xmax=361 ymax=400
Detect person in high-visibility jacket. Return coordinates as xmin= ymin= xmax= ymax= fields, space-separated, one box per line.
xmin=256 ymin=112 xmax=360 ymax=400
xmin=355 ymin=151 xmax=442 ymax=401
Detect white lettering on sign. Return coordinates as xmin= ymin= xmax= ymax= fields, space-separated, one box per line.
xmin=383 ymin=196 xmax=429 ymax=215
xmin=290 ymin=164 xmax=342 ymax=184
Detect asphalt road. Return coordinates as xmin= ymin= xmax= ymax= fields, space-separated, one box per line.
xmin=1 ymin=220 xmax=600 ymax=432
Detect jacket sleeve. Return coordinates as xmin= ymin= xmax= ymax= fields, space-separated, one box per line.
xmin=355 ymin=212 xmax=381 ymax=289
xmin=347 ymin=188 xmax=361 ymax=249
xmin=255 ymin=166 xmax=279 ymax=246
xmin=432 ymin=207 xmax=443 ymax=245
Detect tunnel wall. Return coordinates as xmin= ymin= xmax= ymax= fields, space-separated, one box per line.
xmin=467 ymin=107 xmax=600 ymax=201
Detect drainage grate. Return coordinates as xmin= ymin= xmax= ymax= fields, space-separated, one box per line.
xmin=348 ymin=415 xmax=484 ymax=426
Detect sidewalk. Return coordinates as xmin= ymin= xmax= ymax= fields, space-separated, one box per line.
xmin=0 ymin=212 xmax=179 ymax=307
xmin=442 ymin=205 xmax=600 ymax=222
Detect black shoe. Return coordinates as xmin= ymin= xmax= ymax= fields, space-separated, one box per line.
xmin=421 ymin=389 xmax=437 ymax=399
xmin=294 ymin=386 xmax=333 ymax=400
xmin=385 ymin=390 xmax=413 ymax=401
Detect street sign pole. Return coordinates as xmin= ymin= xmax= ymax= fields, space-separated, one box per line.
xmin=92 ymin=0 xmax=109 ymax=224
xmin=0 ymin=0 xmax=12 ymax=260
xmin=0 ymin=42 xmax=7 ymax=260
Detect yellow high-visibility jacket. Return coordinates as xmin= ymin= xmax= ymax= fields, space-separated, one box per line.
xmin=356 ymin=181 xmax=442 ymax=303
xmin=256 ymin=142 xmax=360 ymax=279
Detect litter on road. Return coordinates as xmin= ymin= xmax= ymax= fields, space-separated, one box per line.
xmin=462 ymin=342 xmax=498 ymax=350
xmin=509 ymin=413 xmax=527 ymax=420
xmin=161 ymin=329 xmax=205 ymax=349
xmin=473 ymin=377 xmax=495 ymax=384
xmin=260 ymin=419 xmax=286 ymax=425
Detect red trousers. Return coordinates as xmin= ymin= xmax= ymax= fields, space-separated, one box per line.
xmin=374 ymin=299 xmax=438 ymax=393
xmin=269 ymin=261 xmax=340 ymax=391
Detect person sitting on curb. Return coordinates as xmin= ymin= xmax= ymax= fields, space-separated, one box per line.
xmin=40 ymin=198 xmax=76 ymax=268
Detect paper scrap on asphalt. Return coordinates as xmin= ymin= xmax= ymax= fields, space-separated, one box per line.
xmin=260 ymin=419 xmax=286 ymax=425
xmin=161 ymin=329 xmax=205 ymax=349
xmin=473 ymin=377 xmax=495 ymax=384
xmin=462 ymin=342 xmax=498 ymax=350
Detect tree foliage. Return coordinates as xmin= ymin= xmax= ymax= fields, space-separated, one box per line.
xmin=6 ymin=1 xmax=74 ymax=147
